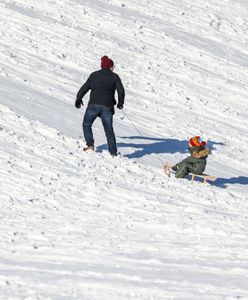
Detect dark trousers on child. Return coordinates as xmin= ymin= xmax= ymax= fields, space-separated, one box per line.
xmin=175 ymin=161 xmax=204 ymax=178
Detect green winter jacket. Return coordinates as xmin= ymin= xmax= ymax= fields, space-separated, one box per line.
xmin=175 ymin=146 xmax=210 ymax=175
xmin=185 ymin=146 xmax=210 ymax=174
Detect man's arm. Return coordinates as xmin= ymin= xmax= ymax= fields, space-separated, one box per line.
xmin=75 ymin=76 xmax=91 ymax=108
xmin=116 ymin=76 xmax=125 ymax=109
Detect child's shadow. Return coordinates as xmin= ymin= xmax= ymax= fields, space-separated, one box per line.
xmin=214 ymin=176 xmax=248 ymax=188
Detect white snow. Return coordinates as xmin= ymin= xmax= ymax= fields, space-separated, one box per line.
xmin=0 ymin=0 xmax=248 ymax=299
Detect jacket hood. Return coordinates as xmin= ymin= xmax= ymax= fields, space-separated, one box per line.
xmin=190 ymin=147 xmax=210 ymax=158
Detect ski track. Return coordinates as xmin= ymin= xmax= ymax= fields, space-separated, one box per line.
xmin=0 ymin=0 xmax=248 ymax=299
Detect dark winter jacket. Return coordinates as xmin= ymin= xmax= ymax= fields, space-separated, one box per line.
xmin=184 ymin=146 xmax=210 ymax=173
xmin=76 ymin=69 xmax=125 ymax=108
xmin=173 ymin=146 xmax=210 ymax=175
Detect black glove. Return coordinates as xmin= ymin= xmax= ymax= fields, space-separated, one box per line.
xmin=172 ymin=165 xmax=178 ymax=171
xmin=117 ymin=104 xmax=123 ymax=109
xmin=75 ymin=99 xmax=83 ymax=109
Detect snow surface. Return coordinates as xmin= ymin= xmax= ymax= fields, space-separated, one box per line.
xmin=0 ymin=0 xmax=248 ymax=299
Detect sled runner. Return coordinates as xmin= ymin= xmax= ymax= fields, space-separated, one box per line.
xmin=190 ymin=173 xmax=216 ymax=184
xmin=163 ymin=162 xmax=216 ymax=184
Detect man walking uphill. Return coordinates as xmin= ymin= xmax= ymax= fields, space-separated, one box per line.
xmin=75 ymin=56 xmax=125 ymax=156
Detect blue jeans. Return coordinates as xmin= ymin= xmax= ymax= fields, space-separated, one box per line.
xmin=83 ymin=105 xmax=117 ymax=155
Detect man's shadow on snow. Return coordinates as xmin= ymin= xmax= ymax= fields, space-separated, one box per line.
xmin=98 ymin=136 xmax=223 ymax=158
xmin=117 ymin=136 xmax=188 ymax=158
xmin=97 ymin=136 xmax=188 ymax=157
xmin=120 ymin=136 xmax=223 ymax=158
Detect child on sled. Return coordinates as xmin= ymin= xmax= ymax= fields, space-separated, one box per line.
xmin=172 ymin=136 xmax=210 ymax=178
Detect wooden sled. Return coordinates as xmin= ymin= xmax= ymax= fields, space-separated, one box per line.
xmin=163 ymin=162 xmax=216 ymax=184
xmin=163 ymin=162 xmax=173 ymax=177
xmin=191 ymin=173 xmax=216 ymax=184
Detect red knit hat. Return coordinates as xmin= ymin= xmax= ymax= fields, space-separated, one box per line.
xmin=101 ymin=55 xmax=114 ymax=69
xmin=189 ymin=136 xmax=206 ymax=147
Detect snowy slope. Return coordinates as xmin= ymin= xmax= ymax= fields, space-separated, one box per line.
xmin=1 ymin=0 xmax=248 ymax=299
xmin=1 ymin=104 xmax=248 ymax=299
